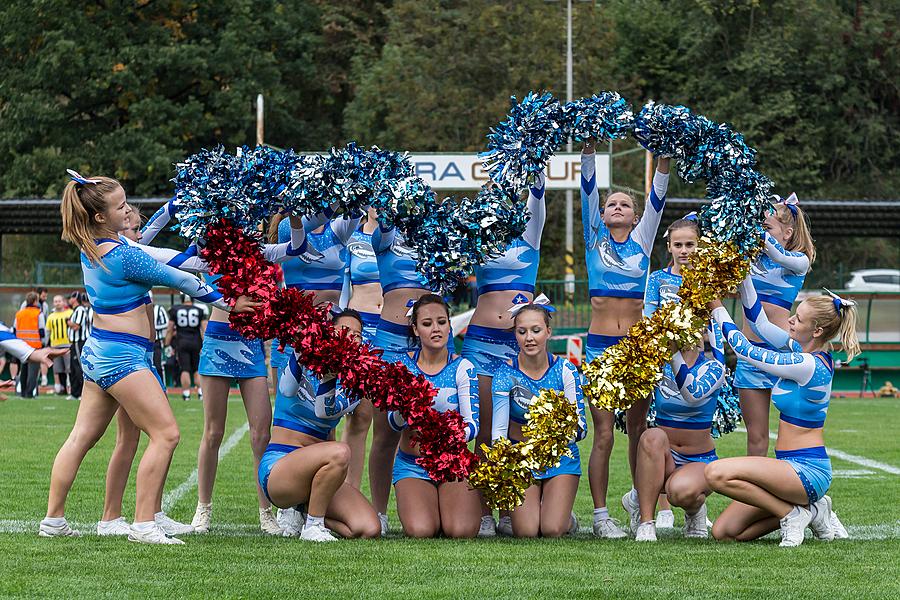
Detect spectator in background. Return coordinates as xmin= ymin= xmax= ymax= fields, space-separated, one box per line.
xmin=21 ymin=287 xmax=50 ymax=387
xmin=152 ymin=299 xmax=170 ymax=386
xmin=46 ymin=295 xmax=73 ymax=396
xmin=166 ymin=295 xmax=206 ymax=401
xmin=67 ymin=292 xmax=92 ymax=401
xmin=15 ymin=291 xmax=46 ymax=397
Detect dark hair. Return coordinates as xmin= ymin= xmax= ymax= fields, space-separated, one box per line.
xmin=408 ymin=294 xmax=450 ymax=346
xmin=36 ymin=287 xmax=47 ymax=294
xmin=334 ymin=308 xmax=364 ymax=330
xmin=513 ymin=304 xmax=552 ymax=327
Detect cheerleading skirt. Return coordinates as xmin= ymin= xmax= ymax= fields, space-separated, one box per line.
xmin=80 ymin=328 xmax=164 ymax=391
xmin=585 ymin=333 xmax=624 ymax=364
xmin=460 ymin=324 xmax=519 ymax=377
xmin=199 ymin=322 xmax=267 ymax=379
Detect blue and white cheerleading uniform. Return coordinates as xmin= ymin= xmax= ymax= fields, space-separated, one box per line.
xmin=257 ymin=352 xmax=361 ymax=504
xmin=347 ymin=228 xmax=381 ymax=344
xmin=461 ymin=174 xmax=546 ymax=376
xmin=736 ymin=233 xmax=811 ymax=390
xmin=388 ymin=351 xmax=479 ymax=484
xmin=0 ymin=321 xmax=36 ymax=363
xmin=491 ymin=354 xmax=587 ymax=479
xmin=78 ymin=237 xmax=227 ymax=390
xmin=643 ymin=267 xmax=683 ymax=317
xmin=713 ymin=306 xmax=834 ymax=503
xmin=582 ymin=153 xmax=668 ymax=363
xmin=271 ymin=215 xmax=358 ymax=369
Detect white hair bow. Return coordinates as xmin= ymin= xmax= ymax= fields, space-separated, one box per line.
xmin=507 ymin=293 xmax=556 ymax=317
xmin=66 ymin=169 xmax=101 ymax=185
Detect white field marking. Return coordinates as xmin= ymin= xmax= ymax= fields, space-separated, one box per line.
xmin=735 ymin=428 xmax=900 ymax=476
xmin=0 ymin=519 xmax=265 ymax=536
xmin=832 ymin=469 xmax=878 ymax=478
xmin=161 ymin=421 xmax=249 ymax=513
xmin=570 ymin=524 xmax=900 ymax=540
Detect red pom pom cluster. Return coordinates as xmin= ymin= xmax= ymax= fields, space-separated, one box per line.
xmin=201 ymin=220 xmax=478 ymax=482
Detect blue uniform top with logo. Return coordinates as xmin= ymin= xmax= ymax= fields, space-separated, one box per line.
xmin=749 ymin=233 xmax=810 ymax=310
xmin=491 ymin=354 xmax=587 ymax=479
xmin=643 ymin=267 xmax=683 ymax=317
xmin=581 ymin=153 xmax=669 ymax=300
xmin=654 ymin=341 xmax=726 ymax=430
xmin=348 ymin=229 xmax=380 ymax=287
xmin=279 ymin=216 xmax=356 ymax=292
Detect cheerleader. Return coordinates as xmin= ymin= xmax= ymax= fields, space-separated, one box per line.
xmin=42 ymin=172 xmax=256 ymax=544
xmin=581 ymin=139 xmax=670 ymax=537
xmin=258 ymin=309 xmax=381 ymax=542
xmin=738 ymin=194 xmax=815 ymax=457
xmin=705 ymin=288 xmax=859 ymax=547
xmin=460 ymin=174 xmax=546 ymax=536
xmin=341 ymin=208 xmax=383 ymax=489
xmin=490 ymin=298 xmax=586 ymax=537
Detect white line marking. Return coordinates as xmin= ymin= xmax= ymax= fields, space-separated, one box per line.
xmin=735 ymin=428 xmax=900 ymax=476
xmin=161 ymin=421 xmax=249 ymax=512
xmin=832 ymin=469 xmax=877 ymax=478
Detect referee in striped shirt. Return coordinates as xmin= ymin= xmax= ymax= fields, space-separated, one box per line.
xmin=67 ymin=292 xmax=92 ymax=401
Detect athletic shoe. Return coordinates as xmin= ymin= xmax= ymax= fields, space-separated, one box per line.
xmin=497 ymin=515 xmax=513 ymax=537
xmin=128 ymin=523 xmax=184 ymax=545
xmin=41 ymin=375 xmax=48 ymax=387
xmin=97 ymin=517 xmax=131 ymax=536
xmin=568 ymin=512 xmax=579 ymax=536
xmin=683 ymin=503 xmax=709 ymax=539
xmin=259 ymin=507 xmax=283 ymax=536
xmin=182 ymin=390 xmax=190 ymax=402
xmin=634 ymin=521 xmax=657 ymax=542
xmin=593 ymin=517 xmax=628 ymax=539
xmin=39 ymin=518 xmax=81 ymax=537
xmin=656 ymin=509 xmax=675 ymax=529
xmin=779 ymin=506 xmax=811 ymax=547
xmin=198 ymin=388 xmax=203 ymax=400
xmin=830 ymin=504 xmax=849 ymax=539
xmin=156 ymin=512 xmax=194 ymax=536
xmin=477 ymin=515 xmax=497 ymax=538
xmin=65 ymin=395 xmax=75 ymax=401
xmin=621 ymin=491 xmax=641 ymax=534
xmin=300 ymin=523 xmax=338 ymax=542
xmin=377 ymin=512 xmax=389 ymax=537
xmin=191 ymin=502 xmax=212 ymax=533
xmin=278 ymin=507 xmax=304 ymax=538
xmin=808 ymin=496 xmax=834 ymax=541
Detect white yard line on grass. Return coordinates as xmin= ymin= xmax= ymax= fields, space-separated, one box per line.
xmin=162 ymin=421 xmax=249 ymax=512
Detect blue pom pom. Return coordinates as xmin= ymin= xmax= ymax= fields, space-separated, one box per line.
xmin=711 ymin=372 xmax=742 ymax=438
xmin=562 ymin=92 xmax=635 ymax=143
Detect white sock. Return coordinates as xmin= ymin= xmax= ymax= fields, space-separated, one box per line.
xmin=628 ymin=488 xmax=639 ymax=504
xmin=154 ymin=511 xmax=166 ymax=520
xmin=784 ymin=506 xmax=802 ymax=520
xmin=593 ymin=507 xmax=609 ymax=523
xmin=131 ymin=520 xmax=156 ymax=532
xmin=42 ymin=516 xmax=65 ymax=526
xmin=197 ymin=502 xmax=211 ymax=509
xmin=305 ymin=515 xmax=325 ymax=529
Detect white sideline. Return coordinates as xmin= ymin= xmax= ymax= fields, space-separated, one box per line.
xmin=161 ymin=421 xmax=250 ymax=512
xmin=736 ymin=428 xmax=900 ymax=476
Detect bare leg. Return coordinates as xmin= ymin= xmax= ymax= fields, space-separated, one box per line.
xmin=46 ymin=382 xmax=118 ymax=517
xmin=340 ymin=398 xmax=373 ymax=489
xmin=588 ymin=405 xmax=615 ymax=509
xmin=437 ymin=480 xmax=481 ymax=539
xmin=538 ymin=475 xmax=580 ymax=538
xmin=510 ymin=485 xmax=542 ymax=538
xmin=321 ymin=482 xmax=381 ymax=538
xmin=238 ymin=377 xmax=272 ymax=508
xmin=475 ymin=374 xmax=493 ymax=516
xmin=265 ymin=442 xmax=351 ymax=519
xmin=180 ymin=370 xmax=191 ymax=391
xmin=665 ymin=462 xmax=711 ymax=514
xmin=635 ymin=429 xmax=676 ymax=522
xmin=395 ymin=478 xmax=440 ymax=538
xmin=705 ymin=457 xmax=808 ymax=518
xmin=712 ymin=500 xmax=780 ymax=541
xmin=739 ymin=388 xmax=772 ymax=457
xmin=626 ymin=394 xmax=652 ymax=480
xmin=368 ymin=411 xmax=401 ymax=514
xmin=101 ymin=407 xmax=141 ymax=521
xmin=196 ymin=375 xmax=230 ymax=504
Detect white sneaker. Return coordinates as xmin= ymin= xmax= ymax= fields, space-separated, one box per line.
xmin=593 ymin=517 xmax=628 ymax=539
xmin=567 ymin=512 xmax=579 ymax=535
xmin=39 ymin=518 xmax=81 ymax=537
xmin=497 ymin=515 xmax=513 ymax=537
xmin=191 ymin=502 xmax=211 ymax=533
xmin=278 ymin=507 xmax=305 ymax=538
xmin=97 ymin=517 xmax=131 ymax=536
xmin=259 ymin=507 xmax=284 ymax=536
xmin=128 ymin=523 xmax=184 ymax=545
xmin=656 ymin=509 xmax=675 ymax=529
xmin=808 ymin=496 xmax=834 ymax=541
xmin=478 ymin=515 xmax=497 ymax=538
xmin=41 ymin=375 xmax=49 ymax=387
xmin=683 ymin=503 xmax=709 ymax=539
xmin=377 ymin=512 xmax=389 ymax=537
xmin=182 ymin=391 xmax=190 ymax=402
xmin=621 ymin=491 xmax=641 ymax=534
xmin=779 ymin=506 xmax=811 ymax=547
xmin=831 ymin=507 xmax=849 ymax=539
xmin=634 ymin=521 xmax=657 ymax=542
xmin=300 ymin=523 xmax=338 ymax=542
xmin=156 ymin=512 xmax=194 ymax=536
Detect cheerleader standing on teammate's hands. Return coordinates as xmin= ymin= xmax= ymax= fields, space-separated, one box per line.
xmin=581 ymin=139 xmax=670 ymax=538
xmin=42 ymin=172 xmax=257 ymax=544
xmin=490 ymin=300 xmax=587 ymax=538
xmin=390 ymin=295 xmax=482 ymax=539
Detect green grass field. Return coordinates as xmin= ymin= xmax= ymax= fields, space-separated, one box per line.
xmin=1 ymin=393 xmax=899 ymax=599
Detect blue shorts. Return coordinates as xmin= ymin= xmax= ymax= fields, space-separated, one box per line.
xmin=776 ymin=446 xmax=832 ymax=503
xmin=734 ymin=342 xmax=779 ymax=389
xmin=358 ymin=311 xmax=380 ymax=345
xmin=270 ymin=339 xmax=291 ymax=370
xmin=585 ymin=333 xmax=624 ymax=364
xmin=199 ymin=322 xmax=267 ymax=379
xmin=460 ymin=324 xmax=519 ymax=377
xmin=258 ymin=443 xmax=302 ymax=506
xmin=670 ymin=448 xmax=718 ymax=469
xmin=536 ymin=444 xmax=582 ymax=480
xmin=374 ymin=319 xmax=413 ymax=364
xmin=80 ymin=328 xmax=164 ymax=391
xmin=392 ymin=450 xmax=432 ymax=485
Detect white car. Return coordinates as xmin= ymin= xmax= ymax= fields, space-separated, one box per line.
xmin=844 ymin=269 xmax=900 ymax=292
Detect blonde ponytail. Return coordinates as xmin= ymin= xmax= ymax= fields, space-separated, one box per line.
xmin=60 ymin=176 xmax=122 ymax=267
xmin=804 ymin=295 xmax=861 ymax=363
xmin=774 ymin=203 xmax=817 ymax=265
